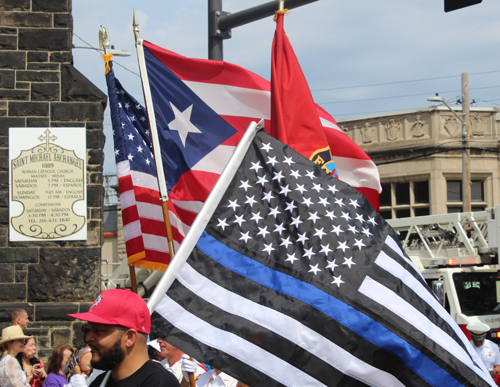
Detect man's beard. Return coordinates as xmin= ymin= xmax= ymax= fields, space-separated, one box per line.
xmin=90 ymin=333 xmax=125 ymax=371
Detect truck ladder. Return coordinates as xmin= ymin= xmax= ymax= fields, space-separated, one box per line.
xmin=387 ymin=210 xmax=491 ymax=267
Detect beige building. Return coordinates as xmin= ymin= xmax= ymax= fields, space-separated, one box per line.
xmin=337 ymin=106 xmax=500 ymax=219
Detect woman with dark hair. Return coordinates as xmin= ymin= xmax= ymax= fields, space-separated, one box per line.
xmin=16 ymin=337 xmax=46 ymax=387
xmin=0 ymin=325 xmax=32 ymax=387
xmin=43 ymin=345 xmax=73 ymax=387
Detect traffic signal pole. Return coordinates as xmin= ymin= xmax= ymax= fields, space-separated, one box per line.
xmin=208 ymin=0 xmax=319 ymax=60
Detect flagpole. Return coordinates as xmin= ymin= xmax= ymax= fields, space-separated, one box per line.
xmin=146 ymin=119 xmax=264 ymax=313
xmin=100 ymin=25 xmax=139 ymax=293
xmin=134 ymin=17 xmax=195 ymax=387
xmin=133 ymin=11 xmax=177 ymax=262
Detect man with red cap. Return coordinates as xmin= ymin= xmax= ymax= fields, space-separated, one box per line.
xmin=69 ymin=289 xmax=180 ymax=387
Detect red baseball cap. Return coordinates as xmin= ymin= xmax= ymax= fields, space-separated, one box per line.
xmin=68 ymin=289 xmax=151 ymax=334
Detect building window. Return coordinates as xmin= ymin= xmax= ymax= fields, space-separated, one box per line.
xmin=446 ymin=180 xmax=486 ymax=213
xmin=380 ymin=181 xmax=430 ymax=220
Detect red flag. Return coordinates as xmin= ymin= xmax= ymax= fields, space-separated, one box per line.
xmin=271 ymin=11 xmax=337 ymax=177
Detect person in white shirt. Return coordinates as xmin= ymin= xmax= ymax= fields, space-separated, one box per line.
xmin=193 ymin=368 xmax=238 ymax=387
xmin=181 ymin=356 xmax=245 ymax=387
xmin=467 ymin=322 xmax=500 ymax=380
xmin=157 ymin=337 xmax=205 ymax=385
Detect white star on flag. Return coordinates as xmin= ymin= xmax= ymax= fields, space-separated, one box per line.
xmin=331 ymin=275 xmax=344 ymax=287
xmin=217 ymin=218 xmax=229 ymax=230
xmin=228 ymin=199 xmax=240 ymax=211
xmin=280 ymin=236 xmax=293 ymax=248
xmin=245 ymin=196 xmax=257 ymax=207
xmin=168 ymin=103 xmax=202 ymax=147
xmin=250 ymin=212 xmax=263 ymax=224
xmin=308 ymin=263 xmax=321 ymax=275
xmin=233 ymin=215 xmax=246 ymax=227
xmin=239 ymin=180 xmax=251 ymax=191
xmin=274 ymin=222 xmax=286 ymax=235
xmin=239 ymin=231 xmax=251 ymax=243
xmin=326 ymin=259 xmax=339 ymax=271
xmin=285 ymin=253 xmax=298 ymax=264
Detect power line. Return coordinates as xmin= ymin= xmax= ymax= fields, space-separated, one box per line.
xmin=319 ymin=90 xmax=459 ymax=105
xmin=474 ymin=98 xmax=500 ymax=107
xmin=72 ymin=33 xmax=140 ymax=77
xmin=320 ymin=83 xmax=500 ymax=118
xmin=312 ymin=75 xmax=459 ymax=92
xmin=376 ymin=146 xmax=500 ymax=166
xmin=320 ymin=85 xmax=500 ymax=105
xmin=311 ymin=70 xmax=500 ymax=93
xmin=332 ymin=106 xmax=427 ymax=118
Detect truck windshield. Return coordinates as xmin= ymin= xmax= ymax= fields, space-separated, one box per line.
xmin=453 ymin=272 xmax=500 ymax=316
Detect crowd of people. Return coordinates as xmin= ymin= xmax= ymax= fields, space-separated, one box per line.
xmin=4 ymin=288 xmax=500 ymax=387
xmin=3 ymin=290 xmax=500 ymax=387
xmin=0 ymin=290 xmax=247 ymax=387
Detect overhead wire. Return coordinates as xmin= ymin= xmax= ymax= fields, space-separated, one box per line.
xmin=73 ymin=33 xmax=140 ymax=77
xmin=319 ymin=85 xmax=500 ymax=105
xmin=315 ymin=70 xmax=500 ymax=117
xmin=311 ymin=70 xmax=500 ymax=92
xmin=319 ymin=90 xmax=460 ymax=105
xmin=334 ymin=106 xmax=429 ymax=118
xmin=376 ymin=146 xmax=500 ymax=165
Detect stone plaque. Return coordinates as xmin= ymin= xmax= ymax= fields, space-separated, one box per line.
xmin=9 ymin=128 xmax=87 ymax=241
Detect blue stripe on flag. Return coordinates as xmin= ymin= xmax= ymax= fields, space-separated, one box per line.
xmin=196 ymin=230 xmax=464 ymax=387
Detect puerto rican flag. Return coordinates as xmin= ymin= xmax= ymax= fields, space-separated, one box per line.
xmin=140 ymin=40 xmax=381 ymax=257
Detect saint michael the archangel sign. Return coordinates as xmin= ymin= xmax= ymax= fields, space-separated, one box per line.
xmin=9 ymin=128 xmax=87 ymax=241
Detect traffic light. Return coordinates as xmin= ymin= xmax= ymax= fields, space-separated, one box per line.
xmin=445 ymin=0 xmax=482 ymax=12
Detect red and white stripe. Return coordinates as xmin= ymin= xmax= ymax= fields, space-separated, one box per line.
xmin=116 ymin=160 xmax=172 ymax=270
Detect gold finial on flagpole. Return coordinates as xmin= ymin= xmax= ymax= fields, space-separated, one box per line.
xmin=133 ymin=8 xmax=140 ymax=43
xmin=275 ymin=0 xmax=288 ymax=21
xmin=99 ymin=25 xmax=112 ymax=75
xmin=99 ymin=25 xmax=110 ymax=55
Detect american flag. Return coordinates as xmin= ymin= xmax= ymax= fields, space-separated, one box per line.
xmin=150 ymin=129 xmax=493 ymax=387
xmin=106 ymin=60 xmax=170 ymax=270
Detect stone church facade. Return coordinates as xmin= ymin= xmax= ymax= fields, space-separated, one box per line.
xmin=338 ymin=106 xmax=500 ymax=219
xmin=0 ymin=0 xmax=106 ymax=358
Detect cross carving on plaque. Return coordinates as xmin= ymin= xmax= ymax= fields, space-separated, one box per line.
xmin=38 ymin=129 xmax=57 ymax=151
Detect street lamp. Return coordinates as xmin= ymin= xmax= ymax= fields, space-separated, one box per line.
xmin=427 ymin=88 xmax=471 ymax=212
xmin=72 ymin=45 xmax=131 ymax=57
xmin=427 ymin=95 xmax=465 ymax=126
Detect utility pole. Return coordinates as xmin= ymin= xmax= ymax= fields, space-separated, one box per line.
xmin=462 ymin=73 xmax=471 ymax=212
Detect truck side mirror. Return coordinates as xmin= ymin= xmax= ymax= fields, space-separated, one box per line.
xmin=433 ymin=281 xmax=446 ymax=307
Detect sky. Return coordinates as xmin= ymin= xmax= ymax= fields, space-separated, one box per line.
xmin=71 ymin=0 xmax=500 ymax=176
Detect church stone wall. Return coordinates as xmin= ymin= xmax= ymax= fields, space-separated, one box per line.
xmin=0 ymin=0 xmax=107 ymax=359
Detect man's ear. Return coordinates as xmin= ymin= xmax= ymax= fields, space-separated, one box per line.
xmin=123 ymin=329 xmax=138 ymax=348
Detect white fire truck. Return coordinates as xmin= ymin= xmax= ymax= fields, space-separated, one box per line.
xmin=387 ymin=207 xmax=500 ymax=344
